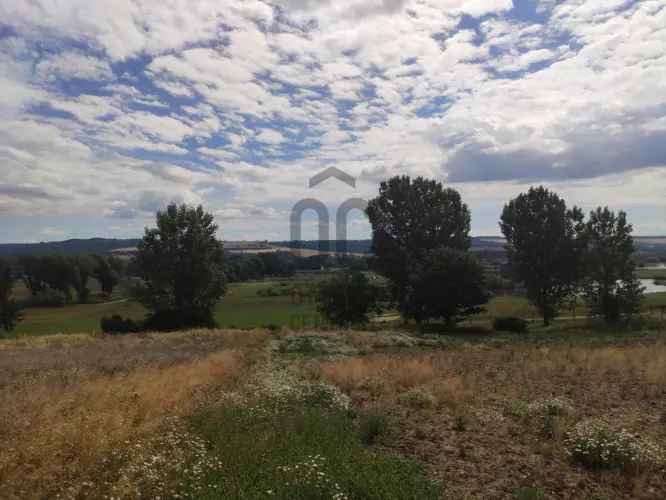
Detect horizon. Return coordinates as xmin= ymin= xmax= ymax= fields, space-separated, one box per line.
xmin=1 ymin=1 xmax=665 ymax=243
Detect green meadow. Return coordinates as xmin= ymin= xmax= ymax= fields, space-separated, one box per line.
xmin=12 ymin=276 xmax=666 ymax=337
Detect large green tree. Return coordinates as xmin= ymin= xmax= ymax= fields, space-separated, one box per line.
xmin=134 ymin=204 xmax=226 ymax=330
xmin=92 ymin=255 xmax=121 ymax=296
xmin=316 ymin=270 xmax=381 ymax=327
xmin=402 ymin=248 xmax=488 ymax=326
xmin=583 ymin=207 xmax=644 ymax=322
xmin=366 ymin=176 xmax=472 ymax=318
xmin=500 ymin=186 xmax=586 ymax=326
xmin=0 ymin=260 xmax=23 ymax=334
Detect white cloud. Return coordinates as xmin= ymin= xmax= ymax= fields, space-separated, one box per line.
xmin=1 ymin=0 xmax=666 ymax=240
xmin=36 ymin=51 xmax=113 ymax=81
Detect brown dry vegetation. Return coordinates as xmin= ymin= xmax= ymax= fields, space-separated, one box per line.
xmin=0 ymin=329 xmax=269 ymax=499
xmin=318 ymin=342 xmax=666 ymax=499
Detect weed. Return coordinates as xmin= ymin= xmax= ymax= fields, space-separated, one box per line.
xmin=565 ymin=419 xmax=666 ymax=473
xmin=359 ymin=411 xmax=388 ymax=446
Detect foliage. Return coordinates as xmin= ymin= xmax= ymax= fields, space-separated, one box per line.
xmin=583 ymin=207 xmax=644 ymax=322
xmin=398 ymin=388 xmax=436 ymax=409
xmin=500 ymin=186 xmax=586 ymax=326
xmin=358 ymin=412 xmax=388 ymax=446
xmin=134 ymin=204 xmax=226 ymax=330
xmin=100 ymin=314 xmax=143 ymax=334
xmin=493 ymin=317 xmax=528 ymax=333
xmin=92 ymin=255 xmax=121 ymax=296
xmin=565 ymin=419 xmax=665 ymax=473
xmin=366 ymin=175 xmax=471 ymax=301
xmin=403 ymin=248 xmax=488 ymax=325
xmin=0 ymin=260 xmax=23 ymax=333
xmin=316 ymin=270 xmax=381 ymax=326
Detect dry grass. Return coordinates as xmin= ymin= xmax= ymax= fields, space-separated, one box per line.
xmin=317 ymin=341 xmax=666 ymax=499
xmin=0 ymin=329 xmax=269 ymax=499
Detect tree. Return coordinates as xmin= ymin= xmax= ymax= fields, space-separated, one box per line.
xmin=71 ymin=256 xmax=94 ymax=303
xmin=401 ymin=248 xmax=488 ymax=326
xmin=583 ymin=207 xmax=644 ymax=322
xmin=316 ymin=270 xmax=381 ymax=327
xmin=134 ymin=203 xmax=226 ymax=330
xmin=500 ymin=186 xmax=586 ymax=326
xmin=366 ymin=176 xmax=471 ymax=315
xmin=93 ymin=255 xmax=120 ymax=296
xmin=18 ymin=255 xmax=47 ymax=296
xmin=0 ymin=260 xmax=23 ymax=334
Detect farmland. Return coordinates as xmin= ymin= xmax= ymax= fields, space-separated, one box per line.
xmin=10 ymin=275 xmax=666 ymax=337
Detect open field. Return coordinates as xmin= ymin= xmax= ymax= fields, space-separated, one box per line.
xmin=2 ymin=325 xmax=666 ymax=499
xmin=11 ymin=276 xmax=666 ymax=336
xmin=12 ymin=280 xmax=320 ymax=336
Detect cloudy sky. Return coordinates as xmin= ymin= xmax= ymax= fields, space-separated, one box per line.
xmin=0 ymin=0 xmax=665 ymax=243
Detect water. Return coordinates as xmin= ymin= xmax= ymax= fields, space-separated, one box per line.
xmin=641 ymin=279 xmax=666 ymax=294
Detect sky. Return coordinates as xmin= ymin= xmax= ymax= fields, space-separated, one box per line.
xmin=0 ymin=0 xmax=665 ymax=243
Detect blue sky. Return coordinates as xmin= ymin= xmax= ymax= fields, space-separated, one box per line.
xmin=0 ymin=0 xmax=665 ymax=243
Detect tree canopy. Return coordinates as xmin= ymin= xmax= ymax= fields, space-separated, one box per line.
xmin=583 ymin=207 xmax=644 ymax=322
xmin=134 ymin=203 xmax=226 ymax=330
xmin=500 ymin=186 xmax=586 ymax=326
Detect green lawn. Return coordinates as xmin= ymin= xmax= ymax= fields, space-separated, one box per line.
xmin=637 ymin=268 xmax=666 ymax=279
xmin=11 ymin=279 xmax=666 ymax=337
xmin=14 ymin=280 xmax=319 ymax=336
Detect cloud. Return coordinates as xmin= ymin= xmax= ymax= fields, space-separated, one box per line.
xmin=1 ymin=0 xmax=665 ymax=241
xmin=36 ymin=51 xmax=113 ymax=81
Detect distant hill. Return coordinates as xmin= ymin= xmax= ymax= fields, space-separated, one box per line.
xmin=0 ymin=238 xmax=141 ymax=256
xmin=2 ymin=235 xmax=664 ymax=257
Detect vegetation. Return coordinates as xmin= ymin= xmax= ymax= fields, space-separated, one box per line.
xmin=0 ymin=259 xmax=22 ymax=334
xmin=583 ymin=207 xmax=644 ymax=322
xmin=493 ymin=317 xmax=528 ymax=333
xmin=366 ymin=176 xmax=479 ymax=325
xmin=402 ymin=247 xmax=488 ymax=325
xmin=316 ymin=270 xmax=381 ymax=327
xmin=134 ymin=203 xmax=226 ymax=330
xmin=501 ymin=186 xmax=586 ymax=326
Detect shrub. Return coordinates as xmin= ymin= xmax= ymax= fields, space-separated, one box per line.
xmin=565 ymin=419 xmax=665 ymax=472
xmin=493 ymin=317 xmax=528 ymax=333
xmin=398 ymin=388 xmax=436 ymax=409
xmin=526 ymin=397 xmax=575 ymax=417
xmin=515 ymin=487 xmax=546 ymax=500
xmin=100 ymin=315 xmax=143 ymax=334
xmin=359 ymin=412 xmax=387 ymax=446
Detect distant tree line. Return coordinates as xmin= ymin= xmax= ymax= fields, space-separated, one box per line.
xmin=17 ymin=254 xmax=125 ymax=305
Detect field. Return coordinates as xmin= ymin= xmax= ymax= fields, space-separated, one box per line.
xmin=2 ymin=325 xmax=666 ymax=499
xmin=12 ymin=279 xmax=320 ymax=336
xmin=11 ymin=275 xmax=666 ymax=336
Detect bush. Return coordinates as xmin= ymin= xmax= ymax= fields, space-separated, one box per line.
xmin=493 ymin=317 xmax=528 ymax=333
xmin=565 ymin=419 xmax=665 ymax=472
xmin=100 ymin=315 xmax=143 ymax=334
xmin=398 ymin=388 xmax=436 ymax=409
xmin=143 ymin=309 xmax=217 ymax=331
xmin=359 ymin=412 xmax=387 ymax=446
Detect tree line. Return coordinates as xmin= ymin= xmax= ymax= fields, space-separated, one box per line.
xmin=317 ymin=178 xmax=644 ymax=328
xmin=0 ymin=177 xmax=646 ymax=335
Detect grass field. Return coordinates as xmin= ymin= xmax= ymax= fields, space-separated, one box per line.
xmin=11 ymin=277 xmax=666 ymax=337
xmin=638 ymin=268 xmax=666 ymax=279
xmin=12 ymin=279 xmax=320 ymax=336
